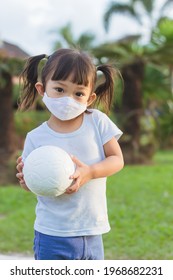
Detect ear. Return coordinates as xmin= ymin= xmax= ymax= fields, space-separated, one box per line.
xmin=87 ymin=92 xmax=96 ymax=106
xmin=35 ymin=82 xmax=44 ymax=97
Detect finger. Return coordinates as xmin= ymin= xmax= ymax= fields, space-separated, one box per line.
xmin=69 ymin=169 xmax=80 ymax=180
xmin=16 ymin=176 xmax=25 ymax=185
xmin=16 ymin=162 xmax=24 ymax=172
xmin=16 ymin=172 xmax=24 ymax=180
xmin=16 ymin=156 xmax=22 ymax=164
xmin=20 ymin=180 xmax=26 ymax=185
xmin=66 ymin=178 xmax=80 ymax=194
xmin=65 ymin=185 xmax=76 ymax=194
xmin=65 ymin=188 xmax=74 ymax=194
xmin=20 ymin=182 xmax=30 ymax=191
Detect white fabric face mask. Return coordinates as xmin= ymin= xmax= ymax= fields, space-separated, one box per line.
xmin=42 ymin=92 xmax=87 ymax=121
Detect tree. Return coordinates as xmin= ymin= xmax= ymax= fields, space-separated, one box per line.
xmin=100 ymin=0 xmax=173 ymax=163
xmin=0 ymin=60 xmax=15 ymax=155
xmin=53 ymin=23 xmax=96 ymax=51
xmin=0 ymin=48 xmax=27 ymax=183
xmin=93 ymin=38 xmax=149 ymax=163
xmin=104 ymin=0 xmax=173 ymax=40
xmin=147 ymin=18 xmax=173 ymax=147
xmin=149 ymin=17 xmax=173 ymax=93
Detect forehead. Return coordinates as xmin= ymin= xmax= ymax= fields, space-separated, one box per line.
xmin=47 ymin=78 xmax=92 ymax=91
xmin=51 ymin=64 xmax=94 ymax=86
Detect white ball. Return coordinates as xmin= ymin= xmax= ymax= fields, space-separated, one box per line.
xmin=23 ymin=146 xmax=75 ymax=197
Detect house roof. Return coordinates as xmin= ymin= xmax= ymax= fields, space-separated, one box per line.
xmin=0 ymin=40 xmax=29 ymax=59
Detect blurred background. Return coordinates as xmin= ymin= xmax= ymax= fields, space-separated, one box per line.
xmin=0 ymin=0 xmax=173 ymax=259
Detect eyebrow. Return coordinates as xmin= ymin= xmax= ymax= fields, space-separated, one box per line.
xmin=56 ymin=81 xmax=87 ymax=89
xmin=56 ymin=81 xmax=67 ymax=86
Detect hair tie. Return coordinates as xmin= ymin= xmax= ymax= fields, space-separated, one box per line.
xmin=45 ymin=54 xmax=49 ymax=60
xmin=96 ymin=65 xmax=101 ymax=71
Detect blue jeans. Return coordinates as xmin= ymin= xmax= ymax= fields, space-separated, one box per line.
xmin=34 ymin=231 xmax=104 ymax=260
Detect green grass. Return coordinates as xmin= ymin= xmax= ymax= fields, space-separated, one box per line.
xmin=0 ymin=187 xmax=36 ymax=254
xmin=104 ymin=150 xmax=173 ymax=259
xmin=0 ymin=150 xmax=173 ymax=259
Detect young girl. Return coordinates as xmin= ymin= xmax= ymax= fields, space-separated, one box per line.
xmin=16 ymin=48 xmax=124 ymax=260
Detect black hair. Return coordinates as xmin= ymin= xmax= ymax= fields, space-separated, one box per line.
xmin=19 ymin=48 xmax=117 ymax=113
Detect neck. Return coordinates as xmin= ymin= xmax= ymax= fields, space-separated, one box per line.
xmin=47 ymin=113 xmax=84 ymax=133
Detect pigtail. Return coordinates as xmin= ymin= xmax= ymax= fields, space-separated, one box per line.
xmin=95 ymin=64 xmax=116 ymax=114
xmin=18 ymin=54 xmax=47 ymax=110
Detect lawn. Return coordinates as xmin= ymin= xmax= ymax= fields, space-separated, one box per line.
xmin=104 ymin=150 xmax=173 ymax=259
xmin=0 ymin=187 xmax=36 ymax=254
xmin=0 ymin=150 xmax=173 ymax=259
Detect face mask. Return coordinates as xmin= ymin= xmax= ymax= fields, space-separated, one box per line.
xmin=42 ymin=92 xmax=87 ymax=121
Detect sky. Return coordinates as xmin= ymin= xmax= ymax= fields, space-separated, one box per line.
xmin=0 ymin=0 xmax=171 ymax=56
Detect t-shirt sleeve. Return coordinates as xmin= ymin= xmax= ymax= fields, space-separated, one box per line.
xmin=96 ymin=111 xmax=123 ymax=145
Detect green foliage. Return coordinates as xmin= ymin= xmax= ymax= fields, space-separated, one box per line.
xmin=148 ymin=18 xmax=173 ymax=65
xmin=104 ymin=2 xmax=141 ymax=32
xmin=151 ymin=18 xmax=173 ymax=46
xmin=157 ymin=100 xmax=173 ymax=148
xmin=53 ymin=23 xmax=96 ymax=51
xmin=143 ymin=64 xmax=170 ymax=101
xmin=0 ymin=57 xmax=24 ymax=77
xmin=0 ymin=57 xmax=24 ymax=91
xmin=139 ymin=114 xmax=157 ymax=147
xmin=14 ymin=110 xmax=49 ymax=137
xmin=104 ymin=0 xmax=173 ymax=38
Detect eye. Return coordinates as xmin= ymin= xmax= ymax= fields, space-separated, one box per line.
xmin=56 ymin=87 xmax=64 ymax=93
xmin=76 ymin=92 xmax=84 ymax=97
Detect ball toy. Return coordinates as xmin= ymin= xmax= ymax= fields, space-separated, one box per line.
xmin=23 ymin=146 xmax=75 ymax=197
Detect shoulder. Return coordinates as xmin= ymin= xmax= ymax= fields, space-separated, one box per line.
xmin=27 ymin=122 xmax=46 ymax=137
xmin=88 ymin=108 xmax=104 ymax=116
xmin=87 ymin=109 xmax=114 ymax=125
xmin=22 ymin=122 xmax=47 ymax=161
xmin=87 ymin=109 xmax=123 ymax=142
xmin=24 ymin=122 xmax=47 ymax=147
xmin=87 ymin=109 xmax=108 ymax=122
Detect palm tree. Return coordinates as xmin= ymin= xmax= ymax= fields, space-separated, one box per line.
xmin=99 ymin=0 xmax=173 ymax=163
xmin=149 ymin=17 xmax=173 ymax=94
xmin=0 ymin=60 xmax=15 ymax=152
xmin=0 ymin=46 xmax=27 ymax=183
xmin=93 ymin=37 xmax=148 ymax=163
xmin=53 ymin=23 xmax=96 ymax=51
xmin=0 ymin=58 xmax=17 ymax=183
xmin=104 ymin=0 xmax=173 ymax=40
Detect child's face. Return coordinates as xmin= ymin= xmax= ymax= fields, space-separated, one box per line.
xmin=43 ymin=78 xmax=96 ymax=106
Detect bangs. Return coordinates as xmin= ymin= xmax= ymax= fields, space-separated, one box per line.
xmin=50 ymin=53 xmax=95 ymax=86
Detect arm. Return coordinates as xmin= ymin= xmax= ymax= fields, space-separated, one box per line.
xmin=92 ymin=137 xmax=124 ymax=178
xmin=66 ymin=137 xmax=124 ymax=194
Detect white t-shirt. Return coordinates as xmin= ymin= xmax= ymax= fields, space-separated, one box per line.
xmin=22 ymin=109 xmax=123 ymax=237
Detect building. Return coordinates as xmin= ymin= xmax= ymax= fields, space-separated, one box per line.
xmin=0 ymin=40 xmax=29 ymax=59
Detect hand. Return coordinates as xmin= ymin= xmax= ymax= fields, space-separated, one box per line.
xmin=16 ymin=156 xmax=30 ymax=191
xmin=65 ymin=155 xmax=93 ymax=194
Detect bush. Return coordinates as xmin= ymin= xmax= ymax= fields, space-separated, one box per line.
xmin=14 ymin=110 xmax=49 ymax=138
